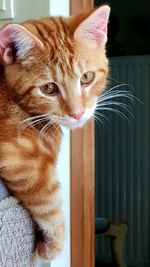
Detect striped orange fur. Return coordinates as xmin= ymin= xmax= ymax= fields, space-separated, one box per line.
xmin=0 ymin=6 xmax=110 ymax=260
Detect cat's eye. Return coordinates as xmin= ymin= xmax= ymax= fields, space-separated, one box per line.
xmin=40 ymin=82 xmax=59 ymax=95
xmin=80 ymin=71 xmax=95 ymax=86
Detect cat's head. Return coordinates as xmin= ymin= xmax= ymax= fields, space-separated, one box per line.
xmin=0 ymin=6 xmax=110 ymax=129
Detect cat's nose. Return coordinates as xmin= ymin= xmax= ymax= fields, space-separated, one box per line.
xmin=70 ymin=111 xmax=85 ymax=120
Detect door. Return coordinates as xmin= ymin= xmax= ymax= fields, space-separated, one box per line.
xmin=0 ymin=1 xmax=70 ymax=267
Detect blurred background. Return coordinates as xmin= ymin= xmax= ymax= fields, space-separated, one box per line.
xmin=95 ymin=1 xmax=150 ymax=267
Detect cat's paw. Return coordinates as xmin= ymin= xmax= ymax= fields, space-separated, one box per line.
xmin=36 ymin=223 xmax=65 ymax=260
xmin=36 ymin=240 xmax=62 ymax=260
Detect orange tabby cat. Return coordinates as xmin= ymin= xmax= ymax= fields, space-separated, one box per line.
xmin=0 ymin=6 xmax=110 ymax=260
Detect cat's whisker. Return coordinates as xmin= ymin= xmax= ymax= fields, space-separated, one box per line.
xmin=94 ymin=111 xmax=110 ymax=124
xmin=27 ymin=118 xmax=49 ymax=127
xmin=18 ymin=114 xmax=49 ymax=128
xmin=95 ymin=110 xmax=111 ymax=126
xmin=96 ymin=106 xmax=130 ymax=122
xmin=17 ymin=114 xmax=52 ymax=134
xmin=93 ymin=115 xmax=102 ymax=128
xmin=95 ymin=83 xmax=136 ymax=123
xmin=106 ymin=83 xmax=134 ymax=93
xmin=96 ymin=101 xmax=135 ymax=119
xmin=17 ymin=117 xmax=49 ymax=137
xmin=50 ymin=117 xmax=62 ymax=130
xmin=98 ymin=93 xmax=134 ymax=104
xmin=100 ymin=89 xmax=133 ymax=97
xmin=98 ymin=83 xmax=134 ymax=100
xmin=93 ymin=114 xmax=107 ymax=128
xmin=51 ymin=123 xmax=60 ymax=137
xmin=52 ymin=115 xmax=71 ymax=122
xmin=39 ymin=120 xmax=55 ymax=140
xmin=107 ymin=76 xmax=120 ymax=83
xmin=43 ymin=117 xmax=60 ymax=138
xmin=98 ymin=89 xmax=134 ymax=102
xmin=21 ymin=118 xmax=50 ymax=135
xmin=18 ymin=114 xmax=69 ymax=139
xmin=97 ymin=101 xmax=127 ymax=108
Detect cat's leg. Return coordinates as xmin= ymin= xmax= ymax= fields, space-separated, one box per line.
xmin=31 ymin=181 xmax=65 ymax=260
xmin=0 ymin=125 xmax=64 ymax=260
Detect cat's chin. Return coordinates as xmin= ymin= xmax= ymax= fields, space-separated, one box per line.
xmin=61 ymin=109 xmax=95 ymax=129
xmin=61 ymin=117 xmax=91 ymax=129
xmin=69 ymin=120 xmax=88 ymax=129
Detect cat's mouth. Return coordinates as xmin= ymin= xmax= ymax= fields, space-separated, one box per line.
xmin=54 ymin=106 xmax=95 ymax=129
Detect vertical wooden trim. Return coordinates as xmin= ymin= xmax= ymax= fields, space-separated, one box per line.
xmin=71 ymin=120 xmax=95 ymax=267
xmin=70 ymin=0 xmax=82 ymax=15
xmin=70 ymin=0 xmax=93 ymax=14
xmin=70 ymin=2 xmax=94 ymax=266
xmin=82 ymin=0 xmax=94 ymax=12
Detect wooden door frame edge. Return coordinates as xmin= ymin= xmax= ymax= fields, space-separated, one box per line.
xmin=70 ymin=2 xmax=94 ymax=267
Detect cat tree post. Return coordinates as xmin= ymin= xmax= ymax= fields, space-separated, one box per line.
xmin=0 ymin=180 xmax=37 ymax=267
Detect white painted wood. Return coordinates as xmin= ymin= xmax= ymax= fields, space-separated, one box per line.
xmin=49 ymin=0 xmax=70 ymax=16
xmin=0 ymin=0 xmax=14 ymax=19
xmin=0 ymin=0 xmax=6 ymax=11
xmin=0 ymin=0 xmax=50 ymax=26
xmin=49 ymin=2 xmax=70 ymax=267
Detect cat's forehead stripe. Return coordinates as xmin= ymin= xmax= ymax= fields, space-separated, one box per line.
xmin=33 ymin=18 xmax=79 ymax=74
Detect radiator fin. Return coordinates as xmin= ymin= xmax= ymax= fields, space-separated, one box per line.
xmin=95 ymin=56 xmax=150 ymax=266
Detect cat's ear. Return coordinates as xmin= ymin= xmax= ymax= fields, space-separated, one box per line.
xmin=0 ymin=24 xmax=43 ymax=65
xmin=74 ymin=5 xmax=110 ymax=46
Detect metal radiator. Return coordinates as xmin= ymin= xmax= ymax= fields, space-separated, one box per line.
xmin=95 ymin=56 xmax=150 ymax=266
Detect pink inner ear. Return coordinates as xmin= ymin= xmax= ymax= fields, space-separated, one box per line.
xmin=0 ymin=24 xmax=43 ymax=64
xmin=0 ymin=29 xmax=13 ymax=64
xmin=95 ymin=30 xmax=107 ymax=43
xmin=0 ymin=29 xmax=16 ymax=64
xmin=3 ymin=47 xmax=13 ymax=64
xmin=0 ymin=29 xmax=10 ymax=48
xmin=74 ymin=5 xmax=110 ymax=45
